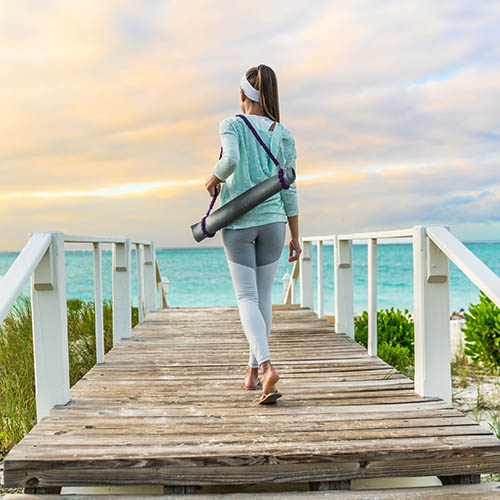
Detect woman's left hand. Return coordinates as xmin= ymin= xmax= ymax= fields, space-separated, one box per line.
xmin=205 ymin=174 xmax=224 ymax=196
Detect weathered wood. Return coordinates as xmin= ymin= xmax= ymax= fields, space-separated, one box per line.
xmin=23 ymin=486 xmax=61 ymax=494
xmin=32 ymin=415 xmax=476 ymax=433
xmin=5 ymin=481 xmax=500 ymax=498
xmin=5 ymin=455 xmax=500 ymax=487
xmin=3 ymin=305 xmax=500 ymax=491
xmin=163 ymin=485 xmax=197 ymax=494
xmin=309 ymin=479 xmax=351 ymax=490
xmin=438 ymin=474 xmax=481 ymax=485
xmin=44 ymin=400 xmax=457 ymax=418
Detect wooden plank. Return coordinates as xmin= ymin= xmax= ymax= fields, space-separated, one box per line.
xmin=43 ymin=401 xmax=456 ymax=418
xmin=18 ymin=428 xmax=492 ymax=454
xmin=6 ymin=434 xmax=500 ymax=460
xmin=5 ymin=481 xmax=500 ymax=498
xmin=3 ymin=305 xmax=500 ymax=490
xmin=33 ymin=416 xmax=475 ymax=433
xmin=5 ymin=455 xmax=500 ymax=487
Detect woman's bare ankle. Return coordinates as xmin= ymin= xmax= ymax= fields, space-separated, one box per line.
xmin=244 ymin=366 xmax=260 ymax=388
xmin=260 ymin=360 xmax=279 ymax=393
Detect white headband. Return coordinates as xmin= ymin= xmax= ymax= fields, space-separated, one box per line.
xmin=240 ymin=72 xmax=260 ymax=102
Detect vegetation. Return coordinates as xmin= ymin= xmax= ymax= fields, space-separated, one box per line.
xmin=462 ymin=290 xmax=500 ymax=374
xmin=489 ymin=410 xmax=500 ymax=439
xmin=354 ymin=307 xmax=415 ymax=379
xmin=352 ymin=302 xmax=500 ymax=481
xmin=448 ymin=294 xmax=500 ymax=483
xmin=0 ymin=296 xmax=138 ymax=459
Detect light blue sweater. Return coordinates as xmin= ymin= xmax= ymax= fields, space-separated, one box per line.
xmin=212 ymin=114 xmax=298 ymax=230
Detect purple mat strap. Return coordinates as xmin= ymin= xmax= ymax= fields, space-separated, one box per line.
xmin=201 ymin=115 xmax=290 ymax=239
xmin=200 ymin=146 xmax=223 ymax=238
xmin=235 ymin=114 xmax=289 ymax=190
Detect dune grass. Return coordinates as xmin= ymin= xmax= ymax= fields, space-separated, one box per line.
xmin=0 ymin=296 xmax=138 ymax=459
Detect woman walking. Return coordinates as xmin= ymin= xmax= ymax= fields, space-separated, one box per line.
xmin=205 ymin=64 xmax=301 ymax=404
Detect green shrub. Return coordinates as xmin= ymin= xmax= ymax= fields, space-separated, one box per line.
xmin=0 ymin=297 xmax=139 ymax=459
xmin=463 ymin=291 xmax=500 ymax=374
xmin=355 ymin=307 xmax=414 ymax=378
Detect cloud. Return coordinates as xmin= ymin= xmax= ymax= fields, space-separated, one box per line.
xmin=0 ymin=0 xmax=499 ymax=249
xmin=1 ymin=162 xmax=499 ymax=250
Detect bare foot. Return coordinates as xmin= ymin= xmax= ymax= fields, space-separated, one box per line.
xmin=244 ymin=366 xmax=260 ymax=389
xmin=260 ymin=360 xmax=280 ymax=394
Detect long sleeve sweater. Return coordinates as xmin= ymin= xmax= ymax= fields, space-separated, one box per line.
xmin=212 ymin=114 xmax=298 ymax=230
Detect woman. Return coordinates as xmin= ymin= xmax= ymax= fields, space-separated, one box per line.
xmin=205 ymin=64 xmax=301 ymax=404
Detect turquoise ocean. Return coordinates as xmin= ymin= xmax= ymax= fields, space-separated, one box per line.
xmin=1 ymin=242 xmax=499 ymax=316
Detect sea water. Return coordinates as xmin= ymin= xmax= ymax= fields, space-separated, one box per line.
xmin=0 ymin=242 xmax=499 ymax=316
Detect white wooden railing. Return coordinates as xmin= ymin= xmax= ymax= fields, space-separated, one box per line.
xmin=0 ymin=232 xmax=168 ymax=422
xmin=282 ymin=225 xmax=500 ymax=404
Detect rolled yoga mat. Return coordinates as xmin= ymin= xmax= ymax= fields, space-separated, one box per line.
xmin=191 ymin=167 xmax=296 ymax=242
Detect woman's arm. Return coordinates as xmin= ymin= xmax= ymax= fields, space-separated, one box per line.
xmin=206 ymin=119 xmax=239 ymax=196
xmin=280 ymin=137 xmax=298 ymax=217
xmin=281 ymin=137 xmax=301 ymax=262
xmin=287 ymin=215 xmax=302 ymax=262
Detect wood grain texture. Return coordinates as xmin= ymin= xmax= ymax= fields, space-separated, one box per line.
xmin=5 ymin=481 xmax=500 ymax=499
xmin=4 ymin=305 xmax=500 ymax=489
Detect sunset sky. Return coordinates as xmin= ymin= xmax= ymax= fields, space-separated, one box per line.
xmin=1 ymin=1 xmax=499 ymax=250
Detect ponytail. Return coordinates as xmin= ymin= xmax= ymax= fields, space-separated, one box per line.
xmin=246 ymin=64 xmax=280 ymax=122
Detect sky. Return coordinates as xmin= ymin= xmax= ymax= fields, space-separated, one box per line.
xmin=1 ymin=0 xmax=499 ymax=250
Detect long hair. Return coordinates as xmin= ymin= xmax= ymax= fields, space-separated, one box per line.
xmin=246 ymin=64 xmax=280 ymax=122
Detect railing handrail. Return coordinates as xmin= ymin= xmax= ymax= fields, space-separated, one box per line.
xmin=283 ymin=259 xmax=299 ymax=305
xmin=337 ymin=228 xmax=414 ymax=240
xmin=0 ymin=231 xmax=169 ymax=422
xmin=301 ymin=234 xmax=336 ymax=242
xmin=63 ymin=234 xmax=152 ymax=245
xmin=426 ymin=226 xmax=500 ymax=309
xmin=301 ymin=228 xmax=414 ymax=242
xmin=287 ymin=225 xmax=500 ymax=309
xmin=283 ymin=224 xmax=500 ymax=405
xmin=156 ymin=255 xmax=169 ymax=308
xmin=0 ymin=234 xmax=167 ymax=319
xmin=0 ymin=232 xmax=52 ymax=324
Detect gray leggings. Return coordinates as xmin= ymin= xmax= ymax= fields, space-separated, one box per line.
xmin=222 ymin=222 xmax=286 ymax=367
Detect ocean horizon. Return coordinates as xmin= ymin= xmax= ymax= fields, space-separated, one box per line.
xmin=1 ymin=241 xmax=499 ymax=317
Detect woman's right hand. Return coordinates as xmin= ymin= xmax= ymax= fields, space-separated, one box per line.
xmin=288 ymin=238 xmax=302 ymax=262
xmin=205 ymin=174 xmax=224 ymax=197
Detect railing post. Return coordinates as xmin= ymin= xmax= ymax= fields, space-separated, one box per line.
xmin=112 ymin=239 xmax=131 ymax=343
xmin=300 ymin=239 xmax=313 ymax=309
xmin=282 ymin=260 xmax=299 ymax=305
xmin=317 ymin=240 xmax=324 ymax=319
xmin=334 ymin=236 xmax=354 ymax=338
xmin=30 ymin=232 xmax=70 ymax=422
xmin=135 ymin=243 xmax=144 ymax=323
xmin=412 ymin=225 xmax=451 ymax=403
xmin=368 ymin=238 xmax=377 ymax=356
xmin=160 ymin=277 xmax=169 ymax=308
xmin=143 ymin=242 xmax=157 ymax=314
xmin=291 ymin=271 xmax=297 ymax=304
xmin=93 ymin=242 xmax=105 ymax=363
xmin=282 ymin=271 xmax=291 ymax=304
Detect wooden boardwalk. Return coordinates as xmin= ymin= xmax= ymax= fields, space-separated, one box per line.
xmin=4 ymin=305 xmax=500 ymax=493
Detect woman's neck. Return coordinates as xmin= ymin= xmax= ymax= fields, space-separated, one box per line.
xmin=243 ymin=101 xmax=265 ymax=116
